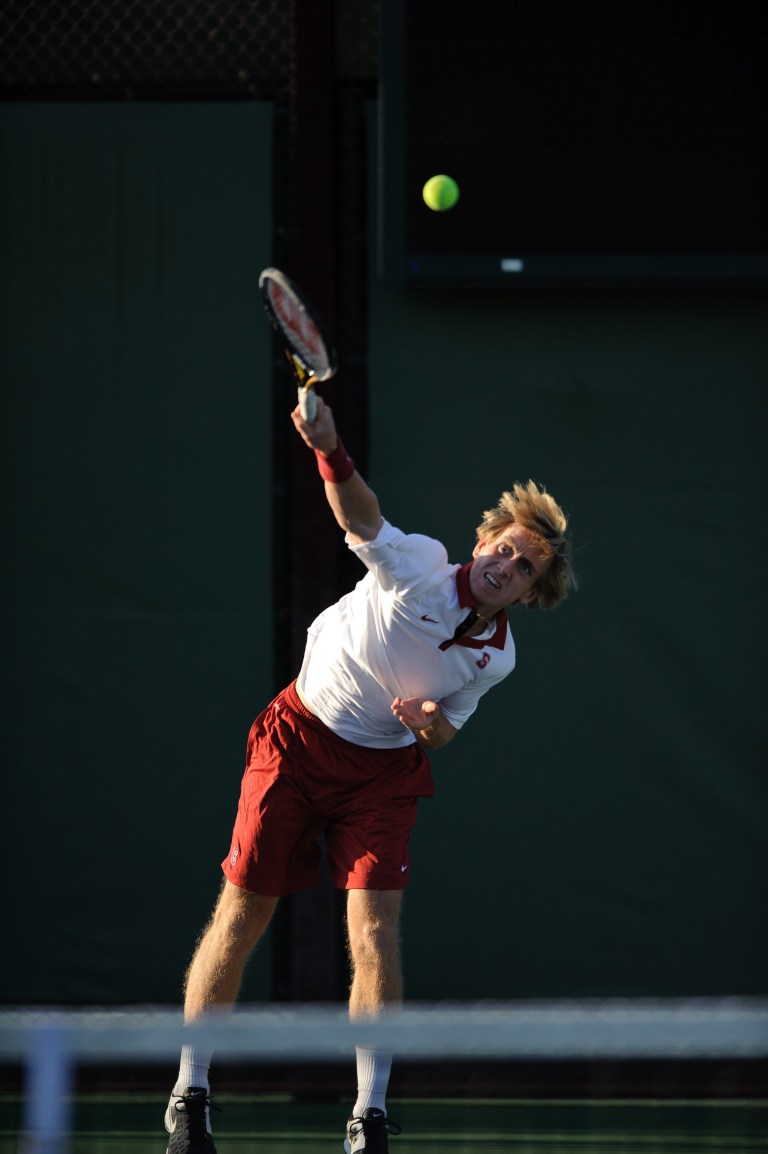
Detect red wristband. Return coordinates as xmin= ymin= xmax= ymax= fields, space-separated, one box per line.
xmin=315 ymin=438 xmax=355 ymax=483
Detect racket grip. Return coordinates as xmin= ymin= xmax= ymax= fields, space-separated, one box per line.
xmin=299 ymin=384 xmax=318 ymax=423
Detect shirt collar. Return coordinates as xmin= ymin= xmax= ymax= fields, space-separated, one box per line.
xmin=450 ymin=562 xmax=508 ymax=651
xmin=455 ymin=562 xmax=477 ymax=610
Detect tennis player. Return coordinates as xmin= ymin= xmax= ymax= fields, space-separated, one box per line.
xmin=165 ymin=397 xmax=576 ymax=1154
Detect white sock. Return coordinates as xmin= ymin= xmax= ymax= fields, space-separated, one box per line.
xmin=352 ymin=1047 xmax=393 ymax=1117
xmin=172 ymin=1043 xmax=213 ymax=1096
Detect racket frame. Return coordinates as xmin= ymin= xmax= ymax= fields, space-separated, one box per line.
xmin=259 ymin=267 xmax=337 ymax=422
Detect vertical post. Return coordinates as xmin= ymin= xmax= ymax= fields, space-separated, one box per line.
xmin=20 ymin=1024 xmax=73 ymax=1154
xmin=270 ymin=0 xmax=348 ymax=1004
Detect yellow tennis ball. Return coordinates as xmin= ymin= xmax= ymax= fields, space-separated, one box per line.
xmin=422 ymin=174 xmax=460 ymax=212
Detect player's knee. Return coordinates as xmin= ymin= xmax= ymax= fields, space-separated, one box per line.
xmin=349 ymin=914 xmax=399 ymax=970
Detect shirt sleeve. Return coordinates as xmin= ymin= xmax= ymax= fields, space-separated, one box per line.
xmin=439 ymin=656 xmax=511 ymax=728
xmin=347 ymin=519 xmax=451 ymax=595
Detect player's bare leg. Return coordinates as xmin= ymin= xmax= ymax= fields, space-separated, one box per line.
xmin=183 ymin=879 xmax=278 ymax=1020
xmin=166 ymin=881 xmax=278 ymax=1151
xmin=344 ymin=889 xmax=403 ymax=1152
xmin=346 ymin=889 xmax=403 ymax=1016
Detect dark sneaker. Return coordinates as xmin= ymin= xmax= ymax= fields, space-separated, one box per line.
xmin=344 ymin=1107 xmax=401 ymax=1154
xmin=164 ymin=1086 xmax=217 ymax=1154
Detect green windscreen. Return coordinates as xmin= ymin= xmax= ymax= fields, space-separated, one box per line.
xmin=368 ymin=280 xmax=767 ymax=997
xmin=1 ymin=102 xmax=275 ymax=1002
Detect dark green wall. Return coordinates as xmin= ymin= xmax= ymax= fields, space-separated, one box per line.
xmin=1 ymin=103 xmax=275 ymax=1002
xmin=368 ymin=283 xmax=767 ymax=997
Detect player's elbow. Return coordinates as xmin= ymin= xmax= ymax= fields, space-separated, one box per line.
xmin=342 ymin=513 xmax=384 ymax=545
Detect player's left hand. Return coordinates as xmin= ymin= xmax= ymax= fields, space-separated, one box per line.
xmin=391 ymin=696 xmax=440 ymax=732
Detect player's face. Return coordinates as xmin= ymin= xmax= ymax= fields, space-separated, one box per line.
xmin=470 ymin=524 xmax=552 ymax=613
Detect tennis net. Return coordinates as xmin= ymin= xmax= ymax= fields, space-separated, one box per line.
xmin=1 ymin=998 xmax=767 ymax=1153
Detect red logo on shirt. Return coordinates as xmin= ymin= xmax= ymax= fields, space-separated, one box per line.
xmin=476 ymin=652 xmax=491 ymax=669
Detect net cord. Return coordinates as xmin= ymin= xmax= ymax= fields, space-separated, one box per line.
xmin=2 ymin=999 xmax=767 ymax=1063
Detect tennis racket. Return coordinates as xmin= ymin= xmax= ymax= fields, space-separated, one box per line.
xmin=259 ymin=267 xmax=337 ymax=422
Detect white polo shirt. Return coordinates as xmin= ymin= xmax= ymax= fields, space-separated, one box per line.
xmin=297 ymin=519 xmax=516 ymax=748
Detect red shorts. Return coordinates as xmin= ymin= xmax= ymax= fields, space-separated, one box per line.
xmin=221 ymin=681 xmax=435 ymax=896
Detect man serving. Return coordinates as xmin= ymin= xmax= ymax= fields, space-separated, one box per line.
xmin=165 ymin=396 xmax=576 ymax=1154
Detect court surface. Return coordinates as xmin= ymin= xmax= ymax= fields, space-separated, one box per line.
xmin=1 ymin=1093 xmax=767 ymax=1153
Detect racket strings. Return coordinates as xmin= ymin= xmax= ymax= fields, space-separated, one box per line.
xmin=269 ymin=289 xmax=329 ymax=374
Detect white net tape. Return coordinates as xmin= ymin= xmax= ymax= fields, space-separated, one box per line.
xmin=2 ymin=999 xmax=767 ymax=1062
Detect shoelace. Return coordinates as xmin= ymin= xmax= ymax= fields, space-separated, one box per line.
xmin=173 ymin=1090 xmax=221 ymax=1145
xmin=348 ymin=1115 xmax=402 ymax=1139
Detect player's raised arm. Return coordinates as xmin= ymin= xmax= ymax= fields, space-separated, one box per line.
xmin=291 ymin=396 xmax=383 ymax=544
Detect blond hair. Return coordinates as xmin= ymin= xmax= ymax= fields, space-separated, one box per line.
xmin=476 ymin=481 xmax=576 ymax=610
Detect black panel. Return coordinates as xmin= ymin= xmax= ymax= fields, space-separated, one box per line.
xmin=379 ymin=0 xmax=767 ymax=283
